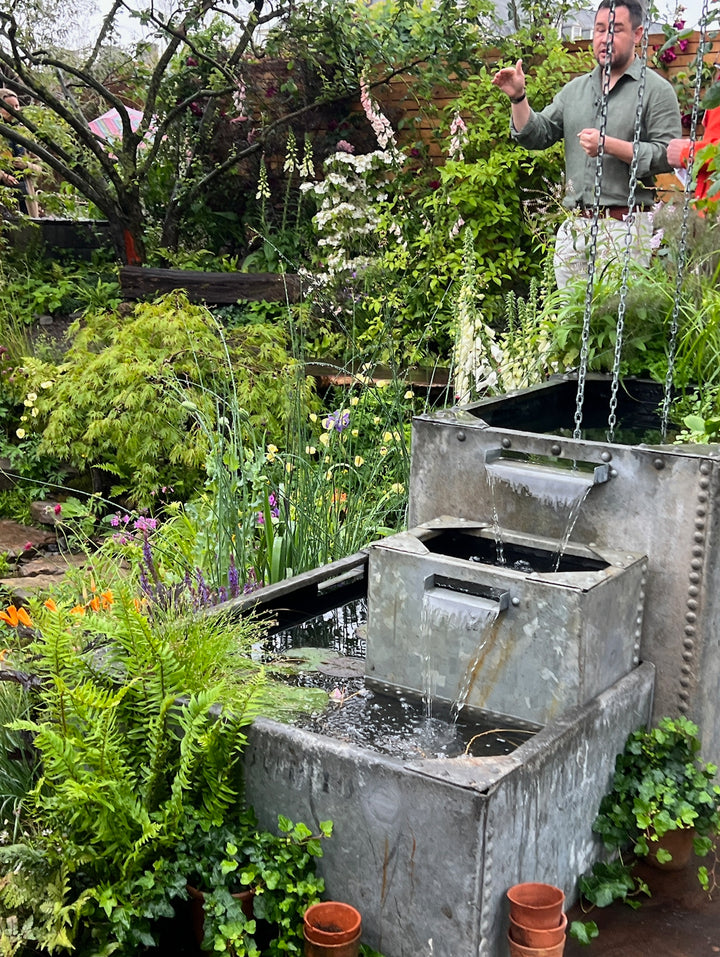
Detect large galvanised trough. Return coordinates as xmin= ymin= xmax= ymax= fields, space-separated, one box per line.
xmin=232 ymin=555 xmax=655 ymax=957
xmin=408 ymin=374 xmax=720 ymax=763
xmin=364 ymin=518 xmax=646 ymax=726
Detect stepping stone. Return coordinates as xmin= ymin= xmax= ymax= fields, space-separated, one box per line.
xmin=0 ymin=520 xmax=56 ymax=559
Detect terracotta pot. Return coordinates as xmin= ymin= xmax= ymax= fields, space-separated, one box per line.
xmin=303 ymin=901 xmax=361 ymax=957
xmin=507 ymin=882 xmax=565 ymax=930
xmin=186 ymin=883 xmax=254 ymax=947
xmin=510 ymin=910 xmax=567 ymax=948
xmin=646 ymin=827 xmax=695 ymax=871
xmin=507 ymin=932 xmax=566 ymax=957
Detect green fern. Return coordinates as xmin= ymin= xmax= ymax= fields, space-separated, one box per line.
xmin=0 ymin=585 xmax=267 ymax=955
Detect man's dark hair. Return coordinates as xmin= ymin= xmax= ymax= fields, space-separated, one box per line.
xmin=596 ymin=0 xmax=644 ymax=29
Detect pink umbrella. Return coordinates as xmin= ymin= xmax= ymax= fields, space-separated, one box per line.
xmin=88 ymin=107 xmax=143 ymax=140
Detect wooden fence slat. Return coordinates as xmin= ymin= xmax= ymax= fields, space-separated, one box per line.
xmin=119 ymin=266 xmax=303 ymax=304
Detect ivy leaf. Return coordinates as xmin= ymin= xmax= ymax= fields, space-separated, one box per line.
xmin=701 ymin=81 xmax=720 ymax=110
xmin=569 ymin=920 xmax=599 ymax=945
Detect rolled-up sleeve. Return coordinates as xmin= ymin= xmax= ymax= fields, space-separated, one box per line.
xmin=634 ymin=73 xmax=682 ymax=178
xmin=511 ymin=89 xmax=566 ymax=151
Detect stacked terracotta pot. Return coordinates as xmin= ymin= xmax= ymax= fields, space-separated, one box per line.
xmin=303 ymin=901 xmax=362 ymax=957
xmin=506 ymin=882 xmax=567 ymax=957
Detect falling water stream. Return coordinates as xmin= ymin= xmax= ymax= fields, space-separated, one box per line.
xmin=486 ymin=456 xmax=599 ymax=569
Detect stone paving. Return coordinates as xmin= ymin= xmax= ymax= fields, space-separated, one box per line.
xmin=0 ymin=516 xmax=86 ymax=603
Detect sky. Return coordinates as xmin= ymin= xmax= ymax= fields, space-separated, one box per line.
xmin=85 ymin=0 xmax=718 ymax=46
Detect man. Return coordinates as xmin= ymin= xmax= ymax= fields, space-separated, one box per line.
xmin=0 ymin=88 xmax=40 ymax=217
xmin=492 ymin=0 xmax=681 ymax=287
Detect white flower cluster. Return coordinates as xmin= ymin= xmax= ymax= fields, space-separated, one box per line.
xmin=302 ymin=148 xmax=403 ymax=282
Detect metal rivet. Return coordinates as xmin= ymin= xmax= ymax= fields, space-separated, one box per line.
xmin=694 ymin=532 xmax=704 ymax=543
xmin=698 ymin=492 xmax=708 ymax=503
xmin=550 ymin=443 xmax=561 ymax=456
xmin=511 ymin=596 xmax=520 ymax=607
xmin=683 ymin=651 xmax=694 ymax=662
xmin=684 ymin=625 xmax=696 ymax=636
xmin=687 ymin=599 xmax=697 ymax=610
xmin=699 ymin=478 xmax=710 ymax=490
xmin=683 ymin=638 xmax=695 ymax=650
xmin=601 ymin=451 xmax=612 ymax=462
xmin=691 ymin=559 xmax=702 ymax=569
xmin=686 ymin=612 xmax=697 ymax=624
xmin=688 ymin=586 xmax=699 ymax=596
xmin=689 ymin=572 xmax=701 ymax=583
xmin=653 ymin=458 xmax=664 ymax=470
xmin=610 ymin=468 xmax=618 ymax=478
xmin=680 ymin=677 xmax=691 ymax=687
xmin=457 ymin=430 xmax=466 ymax=442
xmin=699 ymin=461 xmax=712 ymax=475
xmin=692 ymin=547 xmax=704 ymax=558
xmin=502 ymin=437 xmax=511 ymax=449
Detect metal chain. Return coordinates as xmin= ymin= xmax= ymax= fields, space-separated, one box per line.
xmin=661 ymin=0 xmax=710 ymax=439
xmin=574 ymin=0 xmax=616 ymax=440
xmin=607 ymin=7 xmax=652 ymax=441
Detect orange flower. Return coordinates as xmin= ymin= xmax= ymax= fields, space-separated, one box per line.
xmin=44 ymin=598 xmax=58 ymax=612
xmin=0 ymin=648 xmax=8 ymax=662
xmin=100 ymin=590 xmax=114 ymax=609
xmin=0 ymin=605 xmax=33 ymax=628
xmin=70 ymin=605 xmax=86 ymax=616
xmin=331 ymin=489 xmax=348 ymax=506
xmin=89 ymin=596 xmax=101 ymax=612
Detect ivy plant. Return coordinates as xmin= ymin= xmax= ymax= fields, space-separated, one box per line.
xmin=570 ymin=716 xmax=720 ymax=944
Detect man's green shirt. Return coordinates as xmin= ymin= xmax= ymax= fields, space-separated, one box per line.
xmin=512 ymin=58 xmax=682 ymax=208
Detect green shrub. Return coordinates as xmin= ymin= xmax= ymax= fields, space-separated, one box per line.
xmin=16 ymin=294 xmax=314 ymax=504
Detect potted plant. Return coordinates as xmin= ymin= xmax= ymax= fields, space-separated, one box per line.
xmin=570 ymin=716 xmax=720 ymax=944
xmin=178 ymin=806 xmax=332 ymax=956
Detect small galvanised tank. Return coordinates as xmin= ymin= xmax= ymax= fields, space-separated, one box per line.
xmin=365 ymin=518 xmax=647 ymax=726
xmin=409 ymin=374 xmax=720 ymax=762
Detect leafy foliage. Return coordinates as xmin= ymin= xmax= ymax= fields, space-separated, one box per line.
xmin=0 ymin=590 xmax=267 ymax=955
xmin=15 ymin=293 xmax=309 ymax=504
xmin=180 ymin=809 xmax=331 ymax=956
xmin=571 ymin=716 xmax=720 ymax=941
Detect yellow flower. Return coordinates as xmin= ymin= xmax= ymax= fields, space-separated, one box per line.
xmin=266 ymin=443 xmax=279 ymax=462
xmin=31 ymin=407 xmax=39 ymax=417
xmin=393 ymin=431 xmax=401 ymax=442
xmin=383 ymin=431 xmax=393 ymax=443
xmin=404 ymin=390 xmax=414 ymax=399
xmin=373 ymin=416 xmax=381 ymax=425
xmin=305 ymin=445 xmax=317 ymax=455
xmin=285 ymin=462 xmax=294 ymax=473
xmin=390 ymin=483 xmax=405 ymax=494
xmin=380 ymin=446 xmax=388 ymax=456
xmin=351 ymin=428 xmax=359 ymax=437
xmin=309 ymin=413 xmax=318 ymax=423
xmin=354 ymin=455 xmax=365 ymax=467
xmin=324 ymin=455 xmax=331 ymax=463
xmin=40 ymin=380 xmax=53 ymax=389
xmin=15 ymin=428 xmax=26 ymax=439
xmin=326 ymin=469 xmax=334 ymax=480
xmin=319 ymin=432 xmax=331 ymax=446
xmin=350 ymin=396 xmax=359 ymax=406
xmin=25 ymin=392 xmax=37 ymax=403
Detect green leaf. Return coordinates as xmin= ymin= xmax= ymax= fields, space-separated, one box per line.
xmin=569 ymin=920 xmax=599 ymax=945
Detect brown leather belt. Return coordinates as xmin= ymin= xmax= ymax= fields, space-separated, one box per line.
xmin=577 ymin=205 xmax=652 ymax=221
